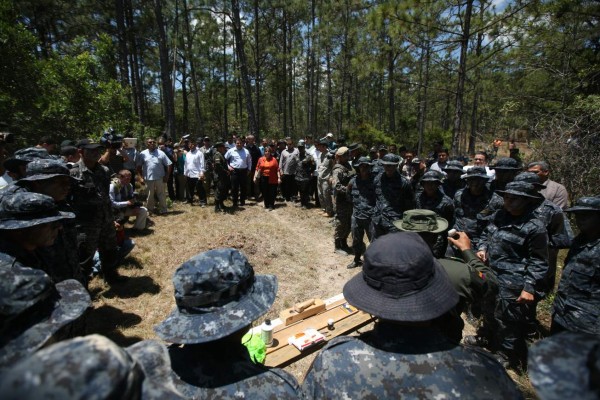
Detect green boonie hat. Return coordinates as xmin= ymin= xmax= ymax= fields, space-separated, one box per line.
xmin=393 ymin=209 xmax=448 ymax=234
xmin=565 ymin=196 xmax=600 ymax=212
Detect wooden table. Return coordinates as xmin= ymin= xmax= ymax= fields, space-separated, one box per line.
xmin=262 ymin=296 xmax=374 ymax=368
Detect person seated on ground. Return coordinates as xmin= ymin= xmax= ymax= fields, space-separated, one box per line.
xmin=302 ymin=232 xmax=521 ymax=399
xmin=0 ymin=334 xmax=184 ymax=399
xmin=393 ymin=210 xmax=497 ymax=343
xmin=551 ymin=195 xmax=600 ymax=336
xmin=0 ymin=192 xmax=75 ymax=278
xmin=0 ymin=259 xmax=90 ymax=371
xmin=154 ymin=248 xmax=299 ymax=399
xmin=528 ymin=331 xmax=600 ymax=400
xmin=109 ymin=169 xmax=149 ymax=231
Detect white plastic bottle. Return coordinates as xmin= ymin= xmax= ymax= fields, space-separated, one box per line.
xmin=261 ymin=319 xmax=273 ymax=347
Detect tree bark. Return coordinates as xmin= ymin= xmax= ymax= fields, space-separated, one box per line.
xmin=153 ymin=0 xmax=176 ymax=138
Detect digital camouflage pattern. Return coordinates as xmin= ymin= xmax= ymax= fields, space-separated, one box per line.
xmin=453 ymin=186 xmax=503 ymax=249
xmin=0 ymin=260 xmax=90 ymax=370
xmin=213 ymin=150 xmax=230 ymax=202
xmin=302 ymin=324 xmax=522 ymax=399
xmin=0 ymin=191 xmax=74 ymax=230
xmin=348 ymin=170 xmax=376 ymax=257
xmin=372 ymin=169 xmax=415 ymax=236
xmin=168 ymin=341 xmax=299 ymax=399
xmin=0 ymin=334 xmax=185 ymax=399
xmin=529 ymin=331 xmax=600 ymax=400
xmin=552 ymin=233 xmax=600 ymax=334
xmin=13 ymin=147 xmax=52 ymax=162
xmin=155 ymin=248 xmax=277 ymax=344
xmin=331 ymin=161 xmax=354 ymax=241
xmin=18 ymin=158 xmax=76 ymax=182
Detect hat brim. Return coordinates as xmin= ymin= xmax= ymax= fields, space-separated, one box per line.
xmin=0 ymin=211 xmax=75 ymax=230
xmin=154 ymin=274 xmax=277 ymax=344
xmin=126 ymin=341 xmax=184 ymax=399
xmin=491 ymin=166 xmax=522 ymax=171
xmin=461 ymin=174 xmax=489 ymax=180
xmin=0 ymin=279 xmax=90 ymax=369
xmin=17 ymin=174 xmax=79 ymax=183
xmin=343 ymin=261 xmax=458 ymax=322
xmin=496 ymin=189 xmax=542 ymax=199
xmin=380 ymin=161 xmax=398 ymax=166
xmin=565 ymin=206 xmax=600 ymax=212
xmin=442 ymin=167 xmax=463 ymax=172
xmin=393 ymin=216 xmax=448 ymax=234
xmin=420 ymin=178 xmax=442 ymax=183
xmin=353 ymin=162 xmax=373 ymax=168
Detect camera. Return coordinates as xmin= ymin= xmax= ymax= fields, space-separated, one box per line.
xmin=0 ymin=132 xmax=15 ymax=144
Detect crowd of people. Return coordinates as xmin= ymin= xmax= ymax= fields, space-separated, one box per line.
xmin=0 ymin=131 xmax=597 ymax=399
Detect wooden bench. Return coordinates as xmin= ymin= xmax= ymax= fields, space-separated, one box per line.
xmin=260 ymin=295 xmax=374 ymax=368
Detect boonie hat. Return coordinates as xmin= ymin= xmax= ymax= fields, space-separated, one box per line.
xmin=353 ymin=156 xmax=373 ymax=168
xmin=0 ymin=192 xmax=75 ymax=230
xmin=347 ymin=143 xmax=360 ymax=152
xmin=393 ymin=209 xmax=448 ymax=234
xmin=378 ymin=145 xmax=388 ymax=152
xmin=496 ymin=181 xmax=543 ymax=199
xmin=529 ymin=332 xmax=600 ymax=400
xmin=17 ymin=159 xmax=77 ymax=183
xmin=442 ymin=160 xmax=465 ymax=172
xmin=335 ymin=146 xmax=349 ymax=156
xmin=462 ymin=166 xmax=489 ymax=180
xmin=491 ymin=157 xmax=522 ymax=171
xmin=565 ymin=196 xmax=600 ymax=212
xmin=13 ymin=147 xmax=52 ymax=162
xmin=380 ymin=153 xmax=400 ymax=166
xmin=513 ymin=172 xmax=545 ymax=189
xmin=420 ymin=170 xmax=443 ymax=183
xmin=76 ymin=139 xmax=104 ymax=150
xmin=0 ymin=261 xmax=90 ymax=370
xmin=343 ymin=232 xmax=458 ymax=322
xmin=0 ymin=335 xmax=184 ymax=400
xmin=155 ymin=248 xmax=277 ymax=344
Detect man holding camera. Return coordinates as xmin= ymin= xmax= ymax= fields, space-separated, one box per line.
xmin=109 ymin=169 xmax=148 ymax=231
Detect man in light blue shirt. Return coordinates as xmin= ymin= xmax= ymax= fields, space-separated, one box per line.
xmin=224 ymin=138 xmax=252 ymax=207
xmin=136 ymin=137 xmax=172 ymax=214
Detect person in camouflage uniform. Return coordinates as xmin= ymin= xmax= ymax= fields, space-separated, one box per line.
xmin=331 ymin=147 xmax=355 ymax=255
xmin=154 ymin=248 xmax=299 ymax=399
xmin=0 ymin=335 xmax=185 ymax=399
xmin=316 ymin=139 xmax=334 ymax=217
xmin=552 ymin=196 xmax=600 ymax=335
xmin=529 ymin=331 xmax=600 ymax=400
xmin=69 ymin=139 xmax=122 ymax=284
xmin=212 ymin=141 xmax=230 ymax=213
xmin=0 ymin=259 xmax=89 ymax=371
xmin=302 ymin=232 xmax=521 ymax=399
xmin=0 ymin=192 xmax=75 ymax=278
xmin=453 ymin=166 xmax=503 ymax=251
xmin=490 ymin=157 xmax=522 ymax=192
xmin=416 ymin=170 xmax=455 ymax=258
xmin=10 ymin=159 xmax=86 ymax=285
xmin=478 ymin=181 xmax=549 ymax=369
xmin=514 ymin=172 xmax=574 ymax=293
xmin=393 ymin=210 xmax=496 ymax=343
xmin=346 ymin=157 xmax=376 ymax=269
xmin=371 ymin=153 xmax=415 ymax=239
xmin=441 ymin=160 xmax=466 ymax=199
xmin=294 ymin=140 xmax=315 ymax=209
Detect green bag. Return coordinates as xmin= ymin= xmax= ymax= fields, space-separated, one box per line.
xmin=242 ymin=332 xmax=267 ymax=364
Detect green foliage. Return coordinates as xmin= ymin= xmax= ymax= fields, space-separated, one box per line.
xmin=347 ymin=122 xmax=393 ymax=147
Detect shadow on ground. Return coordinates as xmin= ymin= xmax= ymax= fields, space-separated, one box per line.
xmin=85 ymin=304 xmax=143 ymax=346
xmin=101 ymin=275 xmax=161 ymax=299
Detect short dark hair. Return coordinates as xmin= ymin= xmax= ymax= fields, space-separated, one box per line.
xmin=38 ymin=136 xmax=56 ymax=145
xmin=474 ymin=151 xmax=488 ymax=160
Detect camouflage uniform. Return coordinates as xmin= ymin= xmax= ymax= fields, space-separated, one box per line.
xmin=199 ymin=145 xmax=214 ymax=204
xmin=168 ymin=342 xmax=299 ymax=399
xmin=294 ymin=151 xmax=315 ymax=207
xmin=552 ymin=233 xmax=600 ymax=335
xmin=213 ymin=150 xmax=230 ymax=206
xmin=0 ymin=335 xmax=184 ymax=399
xmin=302 ymin=323 xmax=522 ymax=399
xmin=348 ymin=168 xmax=376 ymax=260
xmin=416 ymin=187 xmax=455 ymax=258
xmin=481 ymin=207 xmax=549 ymax=363
xmin=317 ymin=151 xmax=334 ymax=216
xmin=331 ymin=161 xmax=354 ymax=245
xmin=154 ymin=248 xmax=300 ymax=398
xmin=70 ymin=158 xmax=118 ymax=281
xmin=453 ymin=187 xmax=503 ymax=249
xmin=372 ymin=169 xmax=415 ymax=238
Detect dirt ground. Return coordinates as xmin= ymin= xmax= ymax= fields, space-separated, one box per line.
xmin=87 ymin=195 xmax=539 ymax=397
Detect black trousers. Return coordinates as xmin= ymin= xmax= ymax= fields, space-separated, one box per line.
xmin=260 ymin=176 xmax=277 ymax=208
xmin=230 ymin=168 xmax=248 ymax=205
xmin=281 ymin=174 xmax=297 ymax=200
xmin=186 ymin=177 xmax=200 ymax=202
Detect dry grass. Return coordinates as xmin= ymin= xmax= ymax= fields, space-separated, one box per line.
xmin=87 ymin=195 xmax=556 ymax=396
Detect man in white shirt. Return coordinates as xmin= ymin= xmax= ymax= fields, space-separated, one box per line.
xmin=136 ymin=137 xmax=172 ymax=215
xmin=183 ymin=138 xmax=206 ymax=206
xmin=225 ymin=138 xmax=252 ymax=207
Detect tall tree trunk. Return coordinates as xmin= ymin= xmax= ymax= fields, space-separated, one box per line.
xmin=223 ymin=12 xmax=229 ymax=137
xmin=326 ymin=46 xmax=332 ymax=133
xmin=231 ymin=0 xmax=258 ymax=136
xmin=182 ymin=0 xmax=203 ymax=134
xmin=417 ymin=42 xmax=431 ymax=155
xmin=282 ymin=8 xmax=288 ymax=136
xmin=115 ymin=0 xmax=130 ymax=88
xmin=388 ymin=49 xmax=396 ymax=134
xmin=125 ymin=0 xmax=145 ymax=127
xmin=451 ymin=0 xmax=473 ymax=156
xmin=181 ymin=54 xmax=189 ymax=135
xmin=153 ymin=0 xmax=176 ymax=138
xmin=288 ymin=20 xmax=294 ymax=134
xmin=469 ymin=3 xmax=485 ymax=155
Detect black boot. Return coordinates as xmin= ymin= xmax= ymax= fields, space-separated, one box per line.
xmin=347 ymin=257 xmax=362 ymax=269
xmin=214 ymin=202 xmax=221 ymax=213
xmin=341 ymin=240 xmax=354 ymax=255
xmin=335 ymin=239 xmax=349 ymax=256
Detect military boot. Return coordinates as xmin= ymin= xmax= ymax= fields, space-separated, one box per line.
xmin=340 ymin=240 xmax=354 ymax=255
xmin=334 ymin=239 xmax=349 ymax=256
xmin=346 ymin=256 xmax=362 ymax=269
